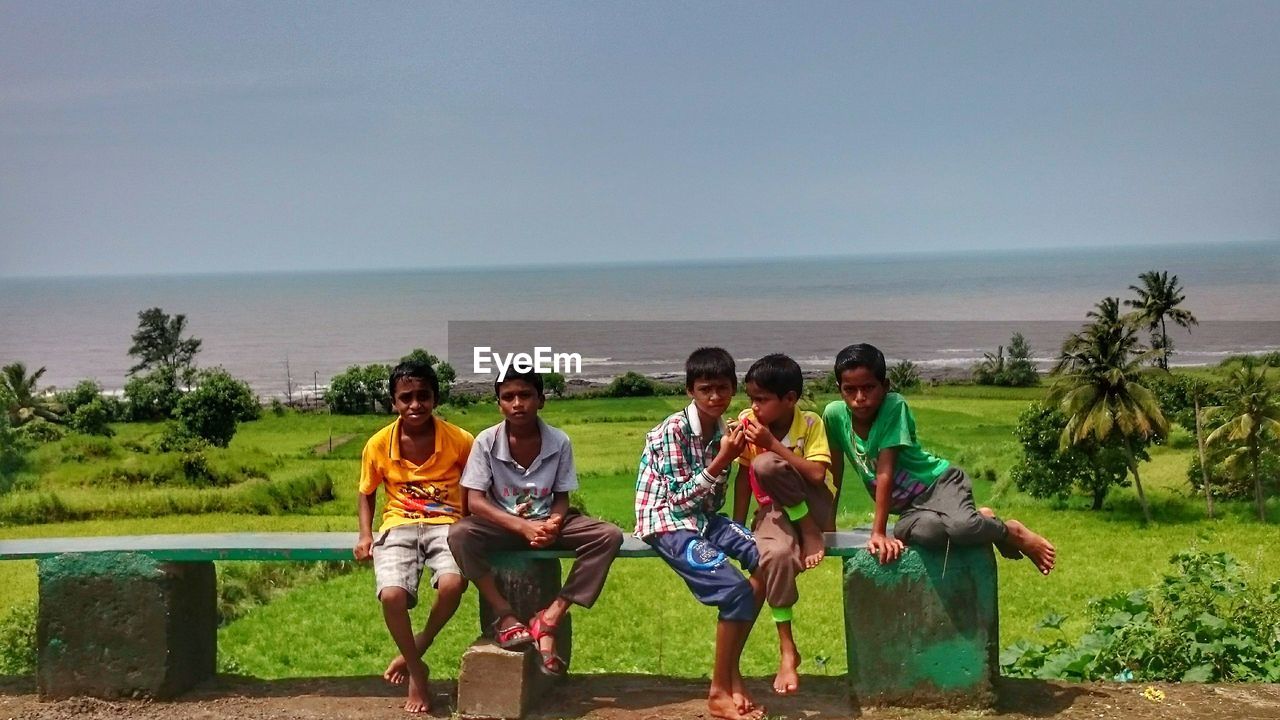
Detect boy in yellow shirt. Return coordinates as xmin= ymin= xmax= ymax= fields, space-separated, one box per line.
xmin=732 ymin=354 xmax=833 ymax=696
xmin=353 ymin=360 xmax=473 ymax=714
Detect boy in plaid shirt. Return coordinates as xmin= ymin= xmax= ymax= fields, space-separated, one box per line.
xmin=635 ymin=347 xmax=764 ymax=720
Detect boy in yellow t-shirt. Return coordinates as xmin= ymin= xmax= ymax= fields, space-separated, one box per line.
xmin=731 ymin=354 xmax=833 ymax=697
xmin=354 ymin=360 xmax=474 ymax=715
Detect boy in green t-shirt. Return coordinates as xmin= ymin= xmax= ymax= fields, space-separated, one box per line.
xmin=822 ymin=344 xmax=1056 ymax=574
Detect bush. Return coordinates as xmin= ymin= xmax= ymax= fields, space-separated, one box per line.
xmin=174 ymin=368 xmax=260 ymax=447
xmin=544 ymin=371 xmax=567 ymax=398
xmin=1189 ymin=449 xmax=1280 ymax=501
xmin=155 ymin=422 xmax=211 ymax=454
xmin=55 ymin=379 xmax=117 ymax=417
xmin=58 ymin=434 xmax=119 ymax=463
xmin=602 ymin=371 xmax=659 ymax=398
xmin=124 ymin=366 xmax=183 ymax=421
xmin=974 ymin=333 xmax=1040 ymax=387
xmin=888 ymin=360 xmax=921 ymax=392
xmin=806 ymin=370 xmax=838 ymax=395
xmin=0 ymin=601 xmax=37 ymax=675
xmin=1002 ymin=550 xmax=1280 ymax=682
xmin=326 ymin=364 xmax=391 ymax=414
xmin=0 ymin=415 xmax=33 ymax=493
xmin=67 ymin=397 xmax=117 ymax=437
xmin=15 ymin=418 xmax=64 ymax=444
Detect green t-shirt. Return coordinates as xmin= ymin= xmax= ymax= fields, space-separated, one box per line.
xmin=822 ymin=393 xmax=950 ymax=512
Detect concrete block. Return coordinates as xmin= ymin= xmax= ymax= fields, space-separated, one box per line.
xmin=456 ymin=639 xmax=548 ymax=719
xmin=36 ymin=553 xmax=216 ymax=699
xmin=843 ymin=544 xmax=998 ymax=708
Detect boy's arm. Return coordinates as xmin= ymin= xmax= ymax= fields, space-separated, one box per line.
xmin=830 ymin=453 xmax=844 ymax=510
xmin=354 ymin=441 xmax=381 ymax=560
xmin=355 ymin=491 xmax=377 ymax=560
xmin=664 ymin=424 xmax=745 ymax=512
xmin=868 ymin=447 xmax=905 ymax=564
xmin=731 ymin=464 xmax=751 ymax=525
xmin=742 ymin=422 xmax=828 ymax=483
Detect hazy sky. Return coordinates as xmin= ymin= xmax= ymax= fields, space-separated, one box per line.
xmin=2 ymin=1 xmax=1277 ymax=277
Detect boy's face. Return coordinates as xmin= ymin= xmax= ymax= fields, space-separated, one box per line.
xmin=497 ymin=379 xmax=544 ymax=427
xmin=392 ymin=377 xmax=436 ymax=430
xmin=687 ymin=375 xmax=735 ymax=420
xmin=745 ymin=380 xmax=796 ymax=426
xmin=838 ymin=367 xmax=887 ymax=423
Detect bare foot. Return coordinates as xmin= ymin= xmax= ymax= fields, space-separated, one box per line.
xmin=1005 ymin=519 xmax=1056 ymax=575
xmin=731 ymin=674 xmax=755 ymax=713
xmin=981 ymin=507 xmax=1024 ymax=560
xmin=772 ymin=649 xmax=800 ymax=695
xmin=710 ymin=688 xmax=764 ymax=720
xmin=403 ymin=658 xmax=431 ymax=714
xmin=384 ymin=654 xmax=407 ymax=685
xmin=799 ymin=523 xmax=825 ymax=570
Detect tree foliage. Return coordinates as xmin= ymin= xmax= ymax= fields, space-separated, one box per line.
xmin=1204 ymin=364 xmax=1280 ymax=521
xmin=174 ymin=368 xmax=260 ymax=447
xmin=1050 ymin=297 xmax=1168 ymax=522
xmin=1 ymin=362 xmax=62 ymax=426
xmin=128 ymin=307 xmax=202 ymax=379
xmin=887 ymin=360 xmax=921 ymax=392
xmin=1011 ymin=402 xmax=1138 ymax=510
xmin=326 ymin=364 xmax=392 ymax=414
xmin=1125 ymin=270 xmax=1197 ymax=371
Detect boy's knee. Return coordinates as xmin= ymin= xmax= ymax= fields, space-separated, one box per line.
xmin=434 ymin=573 xmax=467 ymax=599
xmin=719 ymin=577 xmax=757 ymax=622
xmin=379 ymin=585 xmax=413 ymax=608
xmin=751 ymin=451 xmax=786 ymax=478
xmin=446 ymin=520 xmax=476 ymax=552
xmin=757 ymin=542 xmax=800 ymax=570
xmin=605 ymin=525 xmax=624 ymax=550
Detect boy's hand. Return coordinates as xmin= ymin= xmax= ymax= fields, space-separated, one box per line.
xmin=867 ymin=532 xmax=904 ymax=565
xmin=530 ymin=514 xmax=563 ymax=548
xmin=718 ymin=425 xmax=747 ymax=461
xmin=353 ymin=533 xmax=374 ymax=561
xmin=742 ymin=420 xmax=779 ymax=452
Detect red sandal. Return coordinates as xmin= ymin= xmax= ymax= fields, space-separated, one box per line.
xmin=490 ymin=614 xmax=533 ymax=650
xmin=529 ymin=610 xmax=567 ymax=676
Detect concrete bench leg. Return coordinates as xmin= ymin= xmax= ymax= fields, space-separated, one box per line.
xmin=843 ymin=545 xmax=998 ymax=708
xmin=457 ymin=556 xmax=570 ymax=719
xmin=36 ymin=552 xmax=216 ymax=699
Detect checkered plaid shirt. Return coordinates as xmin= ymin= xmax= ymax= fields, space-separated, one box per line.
xmin=634 ymin=404 xmax=729 ymax=539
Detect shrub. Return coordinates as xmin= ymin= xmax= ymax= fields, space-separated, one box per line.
xmin=0 ymin=415 xmax=32 ymax=493
xmin=888 ymin=360 xmax=921 ymax=392
xmin=155 ymin=422 xmax=211 ymax=453
xmin=399 ymin=349 xmax=456 ymax=403
xmin=174 ymin=368 xmax=259 ymax=447
xmin=1002 ymin=550 xmax=1280 ymax=682
xmin=15 ymin=418 xmax=64 ymax=444
xmin=544 ymin=371 xmax=567 ymax=398
xmin=58 ymin=434 xmax=119 ymax=462
xmin=67 ymin=397 xmax=117 ymax=437
xmin=0 ymin=601 xmax=37 ymax=675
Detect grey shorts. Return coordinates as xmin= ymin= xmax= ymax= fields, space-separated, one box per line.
xmin=371 ymin=523 xmax=462 ymax=608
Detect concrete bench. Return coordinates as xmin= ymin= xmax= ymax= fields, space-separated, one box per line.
xmin=0 ymin=531 xmax=998 ymax=715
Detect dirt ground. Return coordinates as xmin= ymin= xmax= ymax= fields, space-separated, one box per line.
xmin=2 ymin=675 xmax=1279 ymax=720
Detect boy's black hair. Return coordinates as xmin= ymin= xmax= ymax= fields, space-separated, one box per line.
xmin=685 ymin=347 xmax=737 ymax=390
xmin=494 ymin=370 xmax=545 ymax=398
xmin=834 ymin=344 xmax=888 ymax=383
xmin=389 ymin=360 xmax=440 ymax=400
xmin=745 ymin=353 xmax=803 ymax=399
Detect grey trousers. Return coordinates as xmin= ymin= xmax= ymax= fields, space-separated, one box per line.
xmin=893 ymin=467 xmax=1008 ymax=548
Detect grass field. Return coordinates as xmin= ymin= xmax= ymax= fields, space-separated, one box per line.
xmin=2 ymin=381 xmax=1277 ymax=680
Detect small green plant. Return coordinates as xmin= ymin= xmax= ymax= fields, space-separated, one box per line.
xmin=1002 ymin=550 xmax=1280 ymax=682
xmin=887 ymin=360 xmax=921 ymax=392
xmin=0 ymin=601 xmax=37 ymax=675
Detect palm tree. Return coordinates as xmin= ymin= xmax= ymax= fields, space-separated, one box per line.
xmin=1205 ymin=364 xmax=1280 ymax=522
xmin=1 ymin=362 xmax=63 ymax=426
xmin=974 ymin=345 xmax=1005 ymax=384
xmin=1186 ymin=377 xmax=1215 ymax=519
xmin=1125 ymin=270 xmax=1198 ymax=371
xmin=1051 ymin=299 xmax=1168 ymax=523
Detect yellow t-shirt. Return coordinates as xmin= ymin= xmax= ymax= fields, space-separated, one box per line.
xmin=736 ymin=408 xmax=835 ymax=496
xmin=359 ymin=416 xmax=474 ymax=531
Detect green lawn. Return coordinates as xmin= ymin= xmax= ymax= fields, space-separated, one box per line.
xmin=2 ymin=383 xmax=1277 ymax=680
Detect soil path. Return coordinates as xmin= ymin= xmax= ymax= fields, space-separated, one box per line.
xmin=311 ymin=434 xmax=355 ymax=456
xmin=2 ymin=676 xmax=1278 ymax=720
